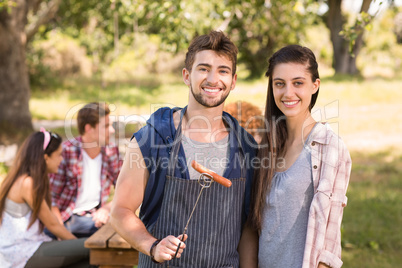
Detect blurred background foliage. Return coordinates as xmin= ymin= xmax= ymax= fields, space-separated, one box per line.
xmin=25 ymin=0 xmax=402 ymax=89
xmin=1 ymin=0 xmax=402 ymax=143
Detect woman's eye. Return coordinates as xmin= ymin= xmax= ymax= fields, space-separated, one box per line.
xmin=294 ymin=81 xmax=303 ymax=86
xmin=275 ymin=82 xmax=284 ymax=87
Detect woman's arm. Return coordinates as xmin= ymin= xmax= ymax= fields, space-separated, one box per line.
xmin=238 ymin=220 xmax=258 ymax=268
xmin=316 ymin=140 xmax=352 ymax=268
xmin=22 ymin=176 xmax=76 ymax=240
xmin=38 ymin=200 xmax=76 ymax=240
xmin=318 ymin=263 xmax=331 ymax=268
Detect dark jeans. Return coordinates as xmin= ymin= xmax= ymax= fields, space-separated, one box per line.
xmin=45 ymin=214 xmax=99 ymax=239
xmin=25 ymin=238 xmax=90 ymax=268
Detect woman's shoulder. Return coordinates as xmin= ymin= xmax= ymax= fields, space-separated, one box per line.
xmin=20 ymin=175 xmax=35 ymax=200
xmin=315 ymin=122 xmax=351 ymax=163
xmin=6 ymin=175 xmax=33 ymax=204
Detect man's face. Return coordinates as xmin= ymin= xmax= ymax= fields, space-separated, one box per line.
xmin=183 ymin=50 xmax=237 ymax=108
xmin=93 ymin=115 xmax=114 ymax=146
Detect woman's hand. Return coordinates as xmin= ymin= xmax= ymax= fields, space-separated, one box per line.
xmin=318 ymin=262 xmax=331 ymax=268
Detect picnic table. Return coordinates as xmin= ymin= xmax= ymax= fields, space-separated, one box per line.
xmin=84 ymin=222 xmax=139 ymax=267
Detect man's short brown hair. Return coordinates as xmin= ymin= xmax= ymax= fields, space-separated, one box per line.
xmin=184 ymin=31 xmax=238 ymax=76
xmin=77 ymin=102 xmax=110 ymax=135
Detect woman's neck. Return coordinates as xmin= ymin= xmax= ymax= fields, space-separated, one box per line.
xmin=285 ymin=113 xmax=316 ymax=146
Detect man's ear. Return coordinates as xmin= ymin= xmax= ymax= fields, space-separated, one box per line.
xmin=230 ymin=73 xmax=237 ymax=91
xmin=183 ymin=68 xmax=191 ymax=87
xmin=84 ymin=123 xmax=93 ymax=134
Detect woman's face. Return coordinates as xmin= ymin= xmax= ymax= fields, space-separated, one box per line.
xmin=272 ymin=62 xmax=320 ymax=121
xmin=45 ymin=145 xmax=63 ymax=174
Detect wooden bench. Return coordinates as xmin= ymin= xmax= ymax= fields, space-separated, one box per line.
xmin=84 ymin=222 xmax=139 ymax=268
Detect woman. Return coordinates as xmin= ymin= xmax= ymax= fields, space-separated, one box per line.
xmin=251 ymin=45 xmax=352 ymax=268
xmin=0 ymin=128 xmax=89 ymax=268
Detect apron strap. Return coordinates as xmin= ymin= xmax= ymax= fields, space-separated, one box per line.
xmin=167 ymin=106 xmax=187 ymax=178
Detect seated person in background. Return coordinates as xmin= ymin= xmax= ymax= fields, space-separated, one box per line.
xmin=0 ymin=129 xmax=89 ymax=268
xmin=224 ymin=101 xmax=264 ymax=143
xmin=49 ymin=102 xmax=121 ymax=238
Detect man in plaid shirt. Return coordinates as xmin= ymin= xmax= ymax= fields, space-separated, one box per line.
xmin=48 ymin=102 xmax=121 ymax=237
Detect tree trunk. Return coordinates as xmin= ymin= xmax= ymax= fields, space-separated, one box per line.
xmin=327 ymin=0 xmax=350 ymax=74
xmin=349 ymin=0 xmax=372 ymax=74
xmin=0 ymin=1 xmax=33 ymax=145
xmin=326 ymin=0 xmax=372 ymax=75
xmin=0 ymin=0 xmax=61 ymax=145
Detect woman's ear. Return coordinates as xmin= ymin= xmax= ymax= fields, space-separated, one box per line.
xmin=312 ymin=78 xmax=320 ymax=94
xmin=44 ymin=153 xmax=49 ymax=164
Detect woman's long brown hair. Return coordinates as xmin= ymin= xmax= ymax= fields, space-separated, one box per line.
xmin=250 ymin=45 xmax=320 ymax=232
xmin=0 ymin=131 xmax=61 ymax=230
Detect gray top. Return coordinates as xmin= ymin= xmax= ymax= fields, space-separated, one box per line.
xmin=259 ymin=124 xmax=318 ymax=268
xmin=5 ymin=198 xmax=30 ymax=217
xmin=182 ymin=134 xmax=229 ymax=180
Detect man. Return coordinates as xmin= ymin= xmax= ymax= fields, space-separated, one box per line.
xmin=49 ymin=102 xmax=121 ymax=237
xmin=111 ymin=31 xmax=257 ymax=267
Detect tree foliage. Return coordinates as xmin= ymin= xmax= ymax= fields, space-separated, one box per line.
xmin=45 ymin=0 xmax=320 ymax=79
xmin=226 ymin=0 xmax=319 ymax=78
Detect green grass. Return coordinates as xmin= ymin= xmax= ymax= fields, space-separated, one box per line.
xmin=342 ymin=150 xmax=402 ymax=267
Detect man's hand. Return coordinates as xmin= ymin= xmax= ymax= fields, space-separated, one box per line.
xmin=92 ymin=207 xmax=110 ymax=228
xmin=153 ymin=234 xmax=187 ymax=263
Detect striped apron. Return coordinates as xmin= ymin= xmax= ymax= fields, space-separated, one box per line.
xmin=138 ymin=108 xmax=246 ymax=267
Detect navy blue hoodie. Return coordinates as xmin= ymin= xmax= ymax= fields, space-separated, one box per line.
xmin=132 ymin=107 xmax=257 ymax=229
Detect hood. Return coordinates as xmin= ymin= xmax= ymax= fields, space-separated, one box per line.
xmin=146 ymin=107 xmax=180 ymax=144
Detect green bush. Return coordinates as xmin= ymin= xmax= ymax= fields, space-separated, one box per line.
xmin=28 ymin=30 xmax=93 ymax=88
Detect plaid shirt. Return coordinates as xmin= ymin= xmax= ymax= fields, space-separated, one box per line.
xmin=49 ymin=136 xmax=122 ymax=222
xmin=302 ymin=123 xmax=352 ymax=268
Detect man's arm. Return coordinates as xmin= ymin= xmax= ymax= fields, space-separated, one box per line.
xmin=110 ymin=138 xmax=185 ymax=263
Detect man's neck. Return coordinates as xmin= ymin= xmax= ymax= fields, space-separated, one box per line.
xmin=176 ymin=104 xmax=228 ymax=143
xmin=81 ymin=135 xmax=102 ymax=159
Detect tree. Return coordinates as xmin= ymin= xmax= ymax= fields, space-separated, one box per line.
xmin=322 ymin=0 xmax=395 ymax=75
xmin=394 ymin=11 xmax=402 ymax=43
xmin=323 ymin=0 xmax=370 ymax=74
xmin=0 ymin=0 xmax=61 ymax=144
